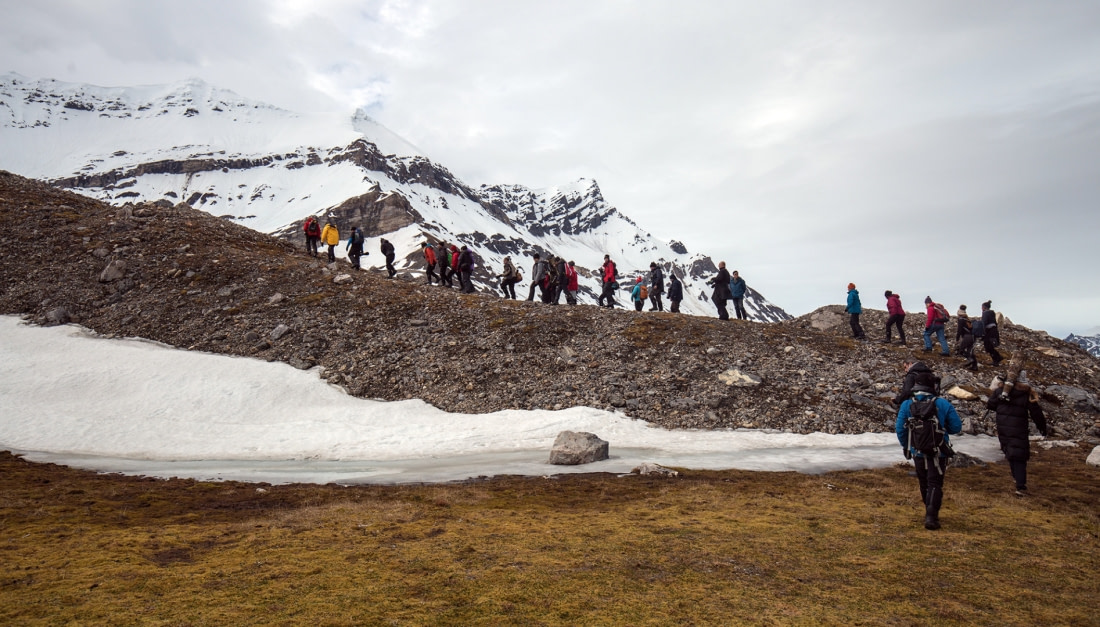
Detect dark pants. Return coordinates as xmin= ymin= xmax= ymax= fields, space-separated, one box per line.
xmin=983 ymin=336 xmax=1002 ymax=365
xmin=598 ymin=282 xmax=616 ymax=307
xmin=713 ymin=295 xmax=729 ymax=320
xmin=384 ymin=253 xmax=396 ymax=277
xmin=425 ymin=263 xmax=438 ymax=284
xmin=500 ymin=278 xmax=517 ymax=299
xmin=849 ymin=313 xmax=866 ymax=338
xmin=1009 ymin=459 xmax=1028 ymax=491
xmin=650 ymin=292 xmax=663 ymax=311
xmin=540 ymin=281 xmax=554 ymax=303
xmin=565 ymin=289 xmax=577 ymax=305
xmin=670 ymin=299 xmax=681 ymax=313
xmin=306 ymin=236 xmax=320 ymax=256
xmin=731 ymin=296 xmax=746 ymax=319
xmin=634 ymin=299 xmax=644 ymax=311
xmin=327 ymin=244 xmax=336 ymax=263
xmin=437 ymin=261 xmax=449 ymax=286
xmin=349 ymin=246 xmax=363 ymax=269
xmin=885 ymin=314 xmax=906 ymax=343
xmin=957 ymin=334 xmax=976 ymax=369
xmin=915 ymin=455 xmax=946 ymax=523
xmin=460 ymin=270 xmax=473 ymax=293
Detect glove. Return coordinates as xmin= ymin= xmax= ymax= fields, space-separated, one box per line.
xmin=1000 ymin=391 xmax=1010 ymax=401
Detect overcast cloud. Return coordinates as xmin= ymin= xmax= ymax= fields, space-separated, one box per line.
xmin=2 ymin=0 xmax=1098 ymax=336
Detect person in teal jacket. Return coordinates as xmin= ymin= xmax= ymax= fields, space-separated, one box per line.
xmin=896 ymin=393 xmax=962 ymax=530
xmin=845 ymin=283 xmax=866 ymax=339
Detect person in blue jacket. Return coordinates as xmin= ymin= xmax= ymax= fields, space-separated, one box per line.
xmin=896 ymin=391 xmax=963 ymax=530
xmin=845 ymin=282 xmax=866 ymax=339
xmin=729 ymin=270 xmax=748 ymax=320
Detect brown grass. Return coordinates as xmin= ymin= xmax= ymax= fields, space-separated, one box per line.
xmin=1 ymin=448 xmax=1097 ymax=625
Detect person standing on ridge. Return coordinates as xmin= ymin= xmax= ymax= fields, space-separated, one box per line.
xmin=648 ymin=262 xmax=665 ymax=311
xmin=896 ymin=386 xmax=963 ymax=530
xmin=882 ymin=290 xmax=906 ymax=345
xmin=421 ymin=242 xmax=437 ymax=284
xmin=346 ymin=227 xmax=366 ymax=270
xmin=981 ymin=300 xmax=1003 ymax=366
xmin=320 ymin=220 xmax=340 ymax=263
xmin=458 ymin=245 xmax=475 ymax=293
xmin=708 ymin=262 xmax=732 ymax=320
xmin=499 ymin=256 xmax=519 ymax=299
xmin=553 ymin=257 xmax=568 ymax=305
xmin=923 ymin=296 xmax=950 ymax=355
xmin=729 ymin=270 xmax=748 ymax=320
xmin=668 ymin=273 xmax=684 ymax=313
xmin=955 ymin=305 xmax=978 ymax=371
xmin=631 ymin=277 xmax=645 ymax=311
xmin=528 ymin=254 xmax=548 ymax=302
xmin=563 ymin=260 xmax=579 ymax=305
xmin=846 ymin=283 xmax=866 ymax=339
xmin=434 ymin=242 xmax=450 ymax=287
xmin=380 ymin=238 xmax=397 ymax=278
xmin=303 ymin=216 xmax=321 ymax=257
xmin=598 ymin=255 xmax=618 ymax=308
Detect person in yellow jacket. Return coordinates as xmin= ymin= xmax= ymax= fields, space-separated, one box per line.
xmin=320 ymin=221 xmax=340 ymax=263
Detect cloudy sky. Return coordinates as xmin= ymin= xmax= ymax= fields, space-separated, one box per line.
xmin=2 ymin=0 xmax=1099 ymax=337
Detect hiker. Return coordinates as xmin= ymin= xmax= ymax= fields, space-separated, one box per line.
xmin=448 ymin=243 xmax=461 ymax=287
xmin=955 ymin=305 xmax=978 ymax=371
xmin=896 ymin=384 xmax=963 ymax=530
xmin=668 ymin=274 xmax=683 ymax=313
xmin=729 ymin=270 xmax=747 ymax=320
xmin=421 ymin=242 xmax=437 ymax=284
xmin=846 ymin=283 xmax=866 ymax=339
xmin=597 ymin=255 xmax=618 ymax=308
xmin=708 ymin=261 xmax=732 ymax=320
xmin=499 ymin=256 xmax=519 ymax=299
xmin=882 ymin=290 xmax=906 ymax=345
xmin=648 ymin=262 xmax=664 ymax=311
xmin=435 ymin=242 xmax=450 ymax=287
xmin=563 ymin=260 xmax=578 ymax=305
xmin=923 ymin=296 xmax=950 ymax=355
xmin=346 ymin=227 xmax=366 ymax=270
xmin=631 ymin=277 xmax=645 ymax=311
xmin=320 ymin=221 xmax=340 ymax=263
xmin=988 ymin=370 xmax=1047 ymax=496
xmin=552 ymin=257 xmax=568 ymax=304
xmin=303 ymin=216 xmax=321 ymax=257
xmin=893 ymin=360 xmax=940 ymax=407
xmin=458 ymin=246 xmax=475 ymax=293
xmin=980 ymin=301 xmax=1003 ymax=366
xmin=380 ymin=238 xmax=396 ymax=278
xmin=528 ymin=254 xmax=548 ymax=302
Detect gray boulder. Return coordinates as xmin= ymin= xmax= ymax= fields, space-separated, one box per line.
xmin=548 ymin=431 xmax=609 ymax=465
xmin=1087 ymin=445 xmax=1100 ymax=468
xmin=1045 ymin=385 xmax=1100 ymax=414
xmin=98 ymin=259 xmax=126 ymax=282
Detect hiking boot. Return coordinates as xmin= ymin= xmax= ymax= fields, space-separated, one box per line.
xmin=923 ymin=514 xmax=941 ymax=530
xmin=1014 ymin=486 xmax=1028 ymax=497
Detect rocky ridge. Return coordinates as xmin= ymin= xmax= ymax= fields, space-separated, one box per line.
xmin=2 ymin=170 xmax=1099 ymax=441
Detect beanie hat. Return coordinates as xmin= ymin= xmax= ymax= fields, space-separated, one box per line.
xmin=925 ymin=296 xmax=932 ymax=304
xmin=884 ymin=290 xmax=892 ymax=298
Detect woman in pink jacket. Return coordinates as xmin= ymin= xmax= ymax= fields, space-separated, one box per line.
xmin=883 ymin=290 xmax=906 ymax=345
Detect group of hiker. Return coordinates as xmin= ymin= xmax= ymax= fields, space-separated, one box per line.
xmin=845 ymin=284 xmax=1005 ymax=371
xmin=893 ymin=353 xmax=1046 ymax=531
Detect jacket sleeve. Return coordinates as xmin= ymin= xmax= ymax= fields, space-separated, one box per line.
xmin=1029 ymin=401 xmax=1048 ymax=436
xmin=895 ymin=403 xmax=910 ymax=449
xmin=938 ymin=398 xmax=963 ymax=435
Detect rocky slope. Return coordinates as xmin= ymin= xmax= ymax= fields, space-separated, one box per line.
xmin=2 ymin=171 xmax=1099 ymax=440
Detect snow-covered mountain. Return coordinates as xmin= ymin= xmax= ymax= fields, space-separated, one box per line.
xmin=1065 ymin=329 xmax=1100 ymax=359
xmin=0 ymin=73 xmax=790 ymax=321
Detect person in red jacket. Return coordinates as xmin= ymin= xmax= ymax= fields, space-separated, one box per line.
xmin=421 ymin=242 xmax=437 ymax=284
xmin=882 ymin=290 xmax=906 ymax=345
xmin=923 ymin=296 xmax=950 ymax=355
xmin=564 ymin=260 xmax=579 ymax=305
xmin=302 ymin=216 xmax=321 ymax=257
xmin=597 ymin=255 xmax=618 ymax=307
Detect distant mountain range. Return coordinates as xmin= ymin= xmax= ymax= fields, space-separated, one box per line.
xmin=1064 ymin=331 xmax=1100 ymax=359
xmin=0 ymin=72 xmax=791 ymax=321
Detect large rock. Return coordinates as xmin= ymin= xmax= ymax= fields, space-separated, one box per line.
xmin=1045 ymin=385 xmax=1100 ymax=414
xmin=1087 ymin=445 xmax=1100 ymax=468
xmin=718 ymin=369 xmax=762 ymax=387
xmin=548 ymin=431 xmax=609 ymax=465
xmin=98 ymin=259 xmax=126 ymax=282
xmin=810 ymin=309 xmax=846 ymax=331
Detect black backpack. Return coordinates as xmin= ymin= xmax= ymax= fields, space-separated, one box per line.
xmin=905 ymin=397 xmax=953 ymax=471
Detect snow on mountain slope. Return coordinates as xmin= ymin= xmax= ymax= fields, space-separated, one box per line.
xmin=1064 ymin=331 xmax=1100 ymax=359
xmin=0 ymin=73 xmax=790 ymax=321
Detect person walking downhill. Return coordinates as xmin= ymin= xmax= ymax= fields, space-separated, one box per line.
xmin=846 ymin=283 xmax=866 ymax=339
xmin=563 ymin=260 xmax=579 ymax=305
xmin=955 ymin=305 xmax=978 ymax=371
xmin=320 ymin=221 xmax=340 ymax=263
xmin=421 ymin=242 xmax=438 ymax=284
xmin=346 ymin=227 xmax=366 ymax=270
xmin=499 ymin=256 xmax=519 ymax=299
xmin=303 ymin=216 xmax=321 ymax=257
xmin=988 ymin=372 xmax=1047 ymax=496
xmin=708 ymin=262 xmax=732 ymax=320
xmin=380 ymin=238 xmax=397 ymax=278
xmin=896 ymin=384 xmax=963 ymax=530
xmin=980 ymin=301 xmax=1003 ymax=366
xmin=668 ymin=274 xmax=683 ymax=313
xmin=923 ymin=296 xmax=950 ymax=355
xmin=882 ymin=290 xmax=906 ymax=345
xmin=729 ymin=271 xmax=748 ymax=320
xmin=648 ymin=262 xmax=665 ymax=311
xmin=597 ymin=255 xmax=618 ymax=308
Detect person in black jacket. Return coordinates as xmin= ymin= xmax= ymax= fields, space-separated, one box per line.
xmin=955 ymin=305 xmax=977 ymax=371
xmin=988 ymin=377 xmax=1047 ymax=495
xmin=668 ymin=274 xmax=684 ymax=313
xmin=458 ymin=246 xmax=475 ymax=293
xmin=981 ymin=301 xmax=1003 ymax=366
xmin=708 ymin=262 xmax=732 ymax=320
xmin=380 ymin=238 xmax=396 ymax=278
xmin=648 ymin=262 xmax=664 ymax=311
xmin=893 ymin=360 xmax=940 ymax=407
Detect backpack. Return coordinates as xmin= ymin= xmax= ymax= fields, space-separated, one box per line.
xmin=911 ymin=369 xmax=941 ymax=396
xmin=933 ymin=302 xmax=950 ymax=323
xmin=905 ymin=397 xmax=953 ymax=470
xmin=351 ymin=230 xmax=364 ymax=246
xmin=639 ymin=285 xmax=648 ymax=299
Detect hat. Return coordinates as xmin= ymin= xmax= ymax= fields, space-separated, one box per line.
xmin=982 ymin=300 xmax=992 ymax=309
xmin=848 ymin=283 xmax=855 ymax=290
xmin=957 ymin=308 xmax=967 ymax=317
xmin=636 ymin=276 xmax=643 ymax=283
xmin=884 ymin=290 xmax=892 ymax=298
xmin=925 ymin=296 xmax=932 ymax=304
